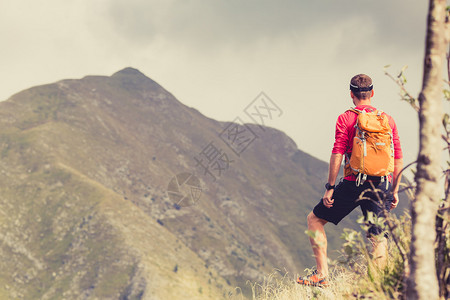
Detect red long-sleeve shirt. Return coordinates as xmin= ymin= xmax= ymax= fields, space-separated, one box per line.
xmin=332 ymin=105 xmax=403 ymax=181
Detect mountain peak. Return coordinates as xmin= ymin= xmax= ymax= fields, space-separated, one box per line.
xmin=112 ymin=67 xmax=147 ymax=78
xmin=110 ymin=67 xmax=161 ymax=91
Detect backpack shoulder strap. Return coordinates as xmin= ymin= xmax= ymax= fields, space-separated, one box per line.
xmin=347 ymin=107 xmax=362 ymax=115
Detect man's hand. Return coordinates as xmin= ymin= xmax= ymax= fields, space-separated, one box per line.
xmin=323 ymin=153 xmax=343 ymax=209
xmin=392 ymin=158 xmax=403 ymax=210
xmin=322 ymin=189 xmax=334 ymax=208
xmin=390 ymin=192 xmax=399 ymax=210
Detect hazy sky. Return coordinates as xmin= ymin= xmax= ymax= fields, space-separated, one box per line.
xmin=1 ymin=0 xmax=446 ymax=170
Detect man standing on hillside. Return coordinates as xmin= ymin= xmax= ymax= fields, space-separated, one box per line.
xmin=297 ymin=74 xmax=403 ymax=287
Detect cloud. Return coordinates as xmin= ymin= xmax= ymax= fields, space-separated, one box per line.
xmin=95 ymin=0 xmax=427 ymax=56
xmin=80 ymin=0 xmax=427 ymax=165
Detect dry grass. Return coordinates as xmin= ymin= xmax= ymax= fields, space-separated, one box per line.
xmin=248 ymin=269 xmax=357 ymax=300
xmin=230 ymin=219 xmax=410 ymax=300
xmin=228 ymin=264 xmax=400 ymax=300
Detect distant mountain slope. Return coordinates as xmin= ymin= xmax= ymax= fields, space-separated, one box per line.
xmin=0 ymin=68 xmax=408 ymax=299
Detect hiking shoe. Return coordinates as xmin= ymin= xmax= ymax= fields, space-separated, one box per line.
xmin=297 ymin=270 xmax=329 ymax=288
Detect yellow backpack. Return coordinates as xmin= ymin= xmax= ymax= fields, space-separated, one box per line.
xmin=344 ymin=108 xmax=394 ymax=185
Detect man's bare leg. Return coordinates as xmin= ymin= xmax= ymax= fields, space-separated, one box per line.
xmin=307 ymin=212 xmax=329 ymax=277
xmin=370 ymin=236 xmax=388 ymax=270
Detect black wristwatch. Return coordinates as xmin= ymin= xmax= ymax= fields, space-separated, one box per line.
xmin=325 ymin=183 xmax=335 ymax=190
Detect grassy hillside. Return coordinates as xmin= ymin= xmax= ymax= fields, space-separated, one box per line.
xmin=0 ymin=127 xmax=228 ymax=299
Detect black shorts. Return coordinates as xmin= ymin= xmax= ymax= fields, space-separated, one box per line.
xmin=313 ymin=179 xmax=394 ymax=236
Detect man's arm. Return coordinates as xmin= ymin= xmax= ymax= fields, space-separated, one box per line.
xmin=322 ymin=153 xmax=343 ymax=208
xmin=391 ymin=158 xmax=404 ymax=209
